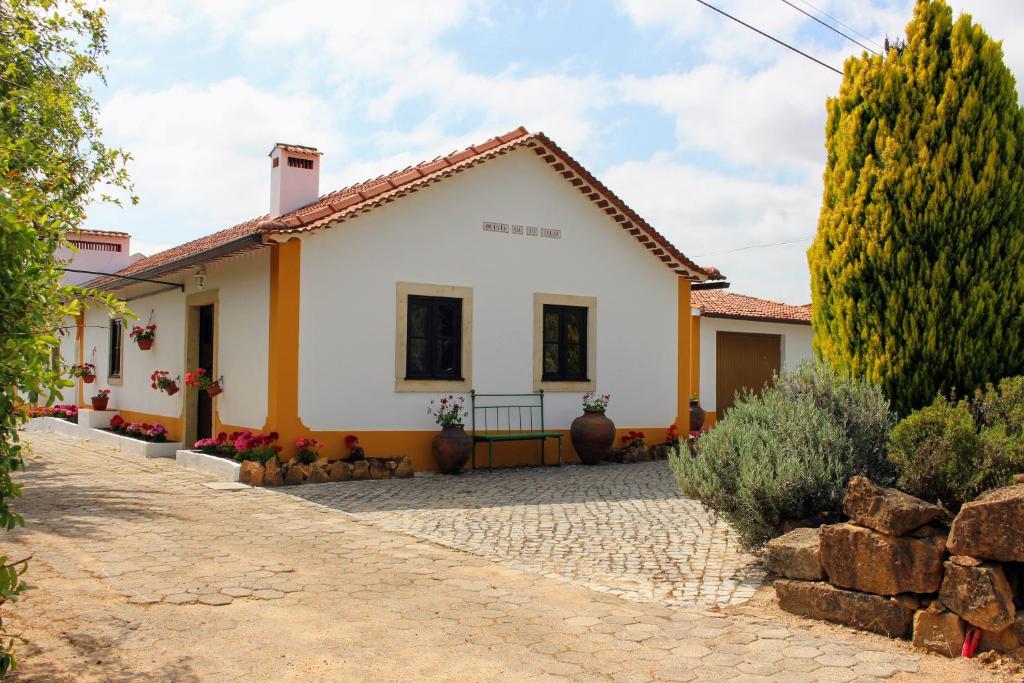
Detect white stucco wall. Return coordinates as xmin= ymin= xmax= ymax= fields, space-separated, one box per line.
xmin=696 ymin=314 xmax=814 ymax=412
xmin=297 ymin=146 xmax=680 ymax=430
xmin=77 ymin=249 xmax=269 ymax=430
xmin=56 ymin=234 xmax=133 ymax=286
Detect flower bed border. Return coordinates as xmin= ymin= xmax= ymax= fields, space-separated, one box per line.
xmin=176 ymin=449 xmax=241 ymax=481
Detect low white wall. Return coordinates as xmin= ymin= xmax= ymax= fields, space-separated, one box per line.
xmin=698 ymin=315 xmax=814 ymax=412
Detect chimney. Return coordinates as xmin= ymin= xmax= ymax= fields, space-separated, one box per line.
xmin=269 ymin=143 xmax=321 ymax=217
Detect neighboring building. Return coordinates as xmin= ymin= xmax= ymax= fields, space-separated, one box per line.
xmin=70 ymin=127 xmax=721 ymax=469
xmin=690 ymin=290 xmax=813 ymax=425
xmin=53 ymin=230 xmax=140 ymax=398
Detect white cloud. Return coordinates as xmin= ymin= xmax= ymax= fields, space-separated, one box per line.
xmin=604 ymin=156 xmax=820 ymax=302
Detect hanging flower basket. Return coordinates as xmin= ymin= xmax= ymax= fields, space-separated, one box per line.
xmin=150 ymin=370 xmax=180 ymax=396
xmin=90 ymin=389 xmax=110 ymax=411
xmin=130 ymin=324 xmax=157 ymax=350
xmin=185 ymin=368 xmax=223 ymax=397
xmin=71 ymin=363 xmax=96 ymax=384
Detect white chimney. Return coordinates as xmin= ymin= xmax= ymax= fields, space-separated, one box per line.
xmin=269 ymin=143 xmax=321 ymax=217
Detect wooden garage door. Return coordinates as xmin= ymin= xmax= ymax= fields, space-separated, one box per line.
xmin=716 ymin=332 xmax=781 ymax=417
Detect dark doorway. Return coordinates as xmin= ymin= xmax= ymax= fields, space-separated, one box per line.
xmin=196 ymin=304 xmax=215 ymax=441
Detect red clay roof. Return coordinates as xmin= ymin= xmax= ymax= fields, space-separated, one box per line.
xmin=692 ymin=290 xmax=811 ymax=324
xmin=93 ymin=127 xmax=720 ymax=289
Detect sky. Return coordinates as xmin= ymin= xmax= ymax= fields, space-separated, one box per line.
xmin=85 ymin=0 xmax=1024 ymax=304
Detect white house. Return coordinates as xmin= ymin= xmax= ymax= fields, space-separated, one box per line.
xmin=690 ymin=289 xmax=813 ymax=426
xmin=71 ymin=127 xmax=721 ymax=469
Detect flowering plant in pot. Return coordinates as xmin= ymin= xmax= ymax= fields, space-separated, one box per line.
xmin=185 ymin=367 xmax=223 ymax=396
xmin=342 ymin=434 xmax=366 ymax=462
xmin=129 ymin=324 xmax=157 ymax=350
xmin=90 ymin=389 xmax=110 ymax=411
xmin=71 ymin=362 xmax=96 ymax=383
xmin=150 ymin=369 xmax=180 ymax=395
xmin=688 ymin=394 xmax=706 ymax=432
xmin=428 ymin=395 xmax=471 ymax=474
xmin=571 ymin=392 xmax=615 ymax=465
xmin=294 ymin=437 xmax=325 ymax=465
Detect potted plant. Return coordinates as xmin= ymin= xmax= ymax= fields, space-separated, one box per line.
xmin=570 ymin=392 xmax=614 ymax=465
xmin=150 ymin=369 xmax=180 ymax=396
xmin=294 ymin=437 xmax=325 ymax=465
xmin=185 ymin=367 xmax=223 ymax=396
xmin=71 ymin=362 xmax=96 ymax=384
xmin=90 ymin=388 xmax=110 ymax=411
xmin=429 ymin=395 xmax=471 ymax=474
xmin=129 ymin=323 xmax=157 ymax=350
xmin=342 ymin=435 xmax=366 ymax=462
xmin=689 ymin=394 xmax=706 ymax=432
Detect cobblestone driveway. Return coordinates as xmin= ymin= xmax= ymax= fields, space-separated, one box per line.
xmin=5 ymin=432 xmax=1002 ymax=682
xmin=288 ymin=462 xmax=765 ymax=608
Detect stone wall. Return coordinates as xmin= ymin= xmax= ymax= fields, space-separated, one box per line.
xmin=238 ymin=456 xmax=413 ymax=487
xmin=769 ymin=476 xmax=1024 ymax=659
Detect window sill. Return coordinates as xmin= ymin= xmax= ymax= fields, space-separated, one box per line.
xmin=535 ymin=378 xmax=596 ymax=393
xmin=107 ymin=376 xmax=123 ymax=386
xmin=396 ymin=376 xmax=472 ymax=393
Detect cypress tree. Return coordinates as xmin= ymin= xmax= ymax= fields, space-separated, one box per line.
xmin=809 ymin=0 xmax=1024 ymax=415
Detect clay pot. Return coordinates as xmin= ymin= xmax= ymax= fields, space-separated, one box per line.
xmin=205 ymin=381 xmax=223 ymax=397
xmin=90 ymin=396 xmax=109 ymax=411
xmin=432 ymin=424 xmax=472 ymax=474
xmin=689 ymin=399 xmax=706 ymax=433
xmin=164 ymin=381 xmax=180 ymax=396
xmin=570 ymin=409 xmax=615 ymax=465
xmin=82 ymin=374 xmax=95 ymax=384
xmin=136 ymin=338 xmax=153 ymax=350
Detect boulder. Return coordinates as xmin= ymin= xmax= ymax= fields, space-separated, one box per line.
xmin=843 ymin=476 xmax=944 ymax=536
xmin=328 ymin=461 xmax=352 ymax=481
xmin=939 ymin=557 xmax=1017 ymax=631
xmin=351 ymin=461 xmax=369 ymax=480
xmin=308 ymin=464 xmax=330 ymax=484
xmin=285 ymin=463 xmax=310 ymax=485
xmin=912 ymin=603 xmax=966 ymax=658
xmin=947 ymin=483 xmax=1024 ymax=562
xmin=820 ymin=523 xmax=944 ymax=595
xmin=775 ymin=579 xmax=916 ymax=637
xmin=393 ymin=456 xmax=414 ymax=479
xmin=978 ymin=619 xmax=1022 ymax=654
xmin=765 ymin=527 xmax=825 ymax=581
xmin=263 ymin=458 xmax=283 ymax=486
xmin=238 ymin=461 xmax=264 ymax=486
xmin=368 ymin=459 xmax=391 ymax=479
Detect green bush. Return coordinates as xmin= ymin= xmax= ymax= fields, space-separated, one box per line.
xmin=890 ymin=377 xmax=1024 ymax=509
xmin=888 ymin=396 xmax=979 ymax=508
xmin=671 ymin=362 xmax=895 ymax=549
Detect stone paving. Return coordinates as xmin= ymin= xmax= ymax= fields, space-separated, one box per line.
xmin=3 ymin=432 xmax=1005 ymax=681
xmin=288 ymin=462 xmax=765 ymax=608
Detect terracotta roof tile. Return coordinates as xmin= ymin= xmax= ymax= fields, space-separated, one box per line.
xmin=692 ymin=290 xmax=811 ymax=324
xmin=71 ymin=228 xmax=130 ymax=238
xmin=92 ymin=126 xmax=720 ymax=289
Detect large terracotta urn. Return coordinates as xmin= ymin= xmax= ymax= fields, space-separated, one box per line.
xmin=570 ymin=410 xmax=615 ymax=465
xmin=689 ymin=399 xmax=706 ymax=433
xmin=432 ymin=424 xmax=472 ymax=474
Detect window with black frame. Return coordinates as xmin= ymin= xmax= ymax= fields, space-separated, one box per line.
xmin=542 ymin=304 xmax=587 ymax=381
xmin=109 ymin=318 xmax=123 ymax=378
xmin=405 ymin=295 xmax=462 ymax=380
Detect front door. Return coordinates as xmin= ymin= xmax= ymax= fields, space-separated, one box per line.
xmin=196 ymin=304 xmax=215 ymax=441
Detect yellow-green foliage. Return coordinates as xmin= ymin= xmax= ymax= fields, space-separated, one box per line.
xmin=809 ymin=0 xmax=1024 ymax=415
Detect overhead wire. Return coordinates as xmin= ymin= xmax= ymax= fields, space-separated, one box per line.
xmin=778 ymin=0 xmax=879 ymax=55
xmin=694 ymin=0 xmax=843 ymax=75
xmin=792 ymin=0 xmax=884 ymax=50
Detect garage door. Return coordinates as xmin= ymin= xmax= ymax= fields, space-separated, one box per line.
xmin=716 ymin=332 xmax=781 ymax=417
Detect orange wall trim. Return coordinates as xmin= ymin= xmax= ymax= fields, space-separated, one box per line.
xmin=690 ymin=314 xmax=701 ymax=400
xmin=676 ymin=278 xmax=692 ymax=427
xmin=264 ymin=238 xmax=305 ymax=448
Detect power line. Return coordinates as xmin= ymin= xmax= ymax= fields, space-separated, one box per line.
xmin=694 ymin=0 xmax=843 ymax=76
xmin=792 ymin=0 xmax=884 ymax=50
xmin=694 ymin=237 xmax=813 ymax=258
xmin=779 ymin=0 xmax=878 ymax=55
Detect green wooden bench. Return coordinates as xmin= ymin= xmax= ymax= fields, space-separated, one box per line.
xmin=469 ymin=390 xmax=563 ymax=471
